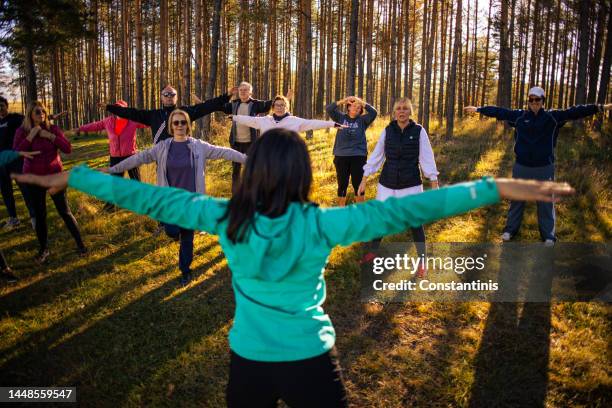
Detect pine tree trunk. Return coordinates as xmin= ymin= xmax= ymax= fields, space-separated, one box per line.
xmin=445 ymin=0 xmax=462 ymax=138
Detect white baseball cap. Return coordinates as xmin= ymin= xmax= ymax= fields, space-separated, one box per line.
xmin=528 ymin=87 xmax=545 ymax=98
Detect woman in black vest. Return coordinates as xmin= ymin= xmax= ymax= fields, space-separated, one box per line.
xmin=358 ymin=98 xmax=439 ymax=277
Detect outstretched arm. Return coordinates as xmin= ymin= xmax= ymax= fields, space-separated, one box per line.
xmin=319 ymin=177 xmax=574 ymax=248
xmin=78 ymin=119 xmax=107 ymax=133
xmin=201 ymin=141 xmax=247 ymax=163
xmin=296 ymin=117 xmax=340 ymax=132
xmin=106 ymin=104 xmax=153 ymax=126
xmin=13 ymin=166 xmax=228 ymax=234
xmin=108 ymin=146 xmax=158 ymax=174
xmin=549 ymin=104 xmax=610 ymax=123
xmin=185 ymin=90 xmax=235 ymax=120
xmin=232 ymin=115 xmax=264 ymax=130
xmin=0 ymin=150 xmax=40 ymax=167
xmin=465 ymin=106 xmax=524 ymax=124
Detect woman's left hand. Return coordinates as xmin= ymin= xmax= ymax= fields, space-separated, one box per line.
xmin=430 ymin=180 xmax=439 ymax=189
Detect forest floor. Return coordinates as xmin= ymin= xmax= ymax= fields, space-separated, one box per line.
xmin=0 ymin=115 xmax=610 ymax=407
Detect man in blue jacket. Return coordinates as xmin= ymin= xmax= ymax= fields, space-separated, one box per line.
xmin=465 ymin=87 xmax=611 ymax=245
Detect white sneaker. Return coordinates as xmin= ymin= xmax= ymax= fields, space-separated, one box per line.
xmin=544 ymin=239 xmax=555 ymax=247
xmin=501 ymin=232 xmax=511 ymax=242
xmin=3 ymin=217 xmax=20 ymax=229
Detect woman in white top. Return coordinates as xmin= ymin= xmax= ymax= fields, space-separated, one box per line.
xmin=232 ymin=95 xmax=344 ymax=134
xmin=357 ymin=98 xmax=439 ymax=277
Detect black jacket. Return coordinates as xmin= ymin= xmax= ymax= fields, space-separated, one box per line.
xmin=107 ymin=93 xmax=231 ymax=144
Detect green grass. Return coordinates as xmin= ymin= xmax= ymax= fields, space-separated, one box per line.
xmin=1 ymin=116 xmax=610 ymax=407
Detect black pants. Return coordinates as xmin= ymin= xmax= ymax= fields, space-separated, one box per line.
xmin=0 ymin=158 xmax=33 ymax=219
xmin=0 ymin=249 xmax=7 ymax=270
xmin=109 ymin=155 xmax=140 ymax=180
xmin=371 ymin=226 xmax=427 ymax=257
xmin=24 ymin=184 xmax=85 ymax=253
xmin=227 ymin=348 xmax=348 ymax=408
xmin=231 ymin=142 xmax=252 ymax=194
xmin=333 ymin=155 xmax=366 ymax=197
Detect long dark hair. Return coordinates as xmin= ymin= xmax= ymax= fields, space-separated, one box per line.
xmin=222 ymin=128 xmax=313 ymax=243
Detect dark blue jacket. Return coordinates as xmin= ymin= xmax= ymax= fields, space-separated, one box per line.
xmin=326 ymin=102 xmax=377 ymax=156
xmin=477 ymin=104 xmax=600 ymax=167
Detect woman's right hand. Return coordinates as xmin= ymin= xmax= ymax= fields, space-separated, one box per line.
xmin=357 ymin=178 xmax=367 ymax=196
xmin=11 ymin=171 xmax=70 ymax=195
xmin=19 ymin=151 xmax=41 ymax=159
xmin=27 ymin=125 xmax=41 ymax=141
xmin=99 ymin=167 xmax=111 ymax=173
xmin=495 ymin=178 xmax=574 ymax=202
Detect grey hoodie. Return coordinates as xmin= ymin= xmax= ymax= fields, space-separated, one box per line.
xmin=109 ymin=137 xmax=246 ymax=194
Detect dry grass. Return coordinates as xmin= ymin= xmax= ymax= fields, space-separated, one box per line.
xmin=0 ymin=116 xmax=610 ymax=407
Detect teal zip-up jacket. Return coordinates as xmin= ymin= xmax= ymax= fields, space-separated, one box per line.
xmin=68 ymin=166 xmax=500 ymax=362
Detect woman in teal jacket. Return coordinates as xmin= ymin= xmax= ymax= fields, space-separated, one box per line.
xmin=13 ymin=129 xmax=573 ymax=407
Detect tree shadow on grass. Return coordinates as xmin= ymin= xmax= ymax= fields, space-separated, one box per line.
xmin=0 ymin=253 xmax=231 ymax=407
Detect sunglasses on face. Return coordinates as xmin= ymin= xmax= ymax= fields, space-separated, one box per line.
xmin=172 ymin=120 xmax=188 ymax=126
xmin=528 ymin=97 xmax=542 ymax=103
xmin=34 ymin=108 xmax=46 ymax=115
xmin=162 ymin=92 xmax=177 ymax=97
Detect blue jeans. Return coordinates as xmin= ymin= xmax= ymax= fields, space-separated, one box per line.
xmin=504 ymin=163 xmax=556 ymax=241
xmin=163 ymin=223 xmax=194 ymax=277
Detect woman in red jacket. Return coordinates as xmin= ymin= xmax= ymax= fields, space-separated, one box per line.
xmin=75 ymin=100 xmax=147 ymax=181
xmin=13 ymin=101 xmax=86 ymax=263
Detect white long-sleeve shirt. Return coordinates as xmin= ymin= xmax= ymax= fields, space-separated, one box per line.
xmin=363 ymin=126 xmax=439 ymax=181
xmin=233 ymin=114 xmax=336 ymax=134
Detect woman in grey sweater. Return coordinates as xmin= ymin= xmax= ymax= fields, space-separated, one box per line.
xmin=108 ymin=109 xmax=245 ymax=285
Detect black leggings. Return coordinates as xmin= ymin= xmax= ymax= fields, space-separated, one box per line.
xmin=109 ymin=155 xmax=140 ymax=180
xmin=24 ymin=184 xmax=84 ymax=253
xmin=333 ymin=155 xmax=366 ymax=197
xmin=227 ymin=348 xmax=348 ymax=408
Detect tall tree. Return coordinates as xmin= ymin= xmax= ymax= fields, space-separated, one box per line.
xmin=345 ymin=0 xmax=359 ymax=95
xmin=597 ymin=2 xmax=612 ymax=104
xmin=575 ymin=0 xmax=591 ymax=105
xmin=422 ymin=0 xmax=437 ymax=131
xmin=446 ymin=0 xmax=462 ymax=138
xmin=203 ymin=0 xmax=222 ymax=137
xmin=295 ymin=0 xmax=313 ymax=124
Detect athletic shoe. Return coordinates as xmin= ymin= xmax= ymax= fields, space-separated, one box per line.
xmin=1 ymin=268 xmax=18 ymax=283
xmin=30 ymin=217 xmax=36 ymax=230
xmin=501 ymin=232 xmax=511 ymax=242
xmin=544 ymin=239 xmax=555 ymax=247
xmin=180 ymin=273 xmax=192 ymax=286
xmin=36 ymin=249 xmax=50 ymax=264
xmin=360 ymin=252 xmax=377 ymax=264
xmin=3 ymin=217 xmax=20 ymax=229
xmin=78 ymin=246 xmax=88 ymax=257
xmin=197 ymin=231 xmax=207 ymax=236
